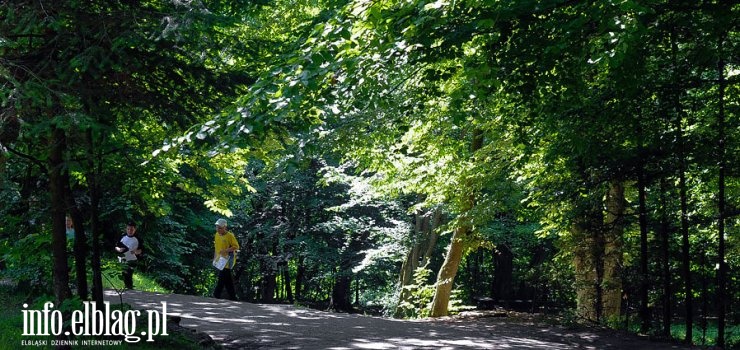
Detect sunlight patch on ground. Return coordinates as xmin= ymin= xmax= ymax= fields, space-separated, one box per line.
xmin=258 ymin=305 xmax=336 ymax=320
xmin=380 ymin=336 xmax=560 ymax=349
xmin=475 ymin=336 xmax=574 ymax=349
xmin=352 ymin=342 xmax=396 ymax=349
xmin=255 ymin=329 xmax=299 ymax=336
xmin=179 ymin=313 xmax=257 ymax=325
xmin=384 ymin=338 xmax=444 ymax=347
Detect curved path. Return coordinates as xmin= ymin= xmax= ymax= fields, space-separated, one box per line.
xmin=105 ymin=290 xmax=696 ymax=349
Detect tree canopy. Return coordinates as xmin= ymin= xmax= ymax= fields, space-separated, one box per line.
xmin=1 ymin=0 xmax=737 ymax=347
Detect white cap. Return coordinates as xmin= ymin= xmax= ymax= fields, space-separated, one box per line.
xmin=215 ymin=218 xmax=227 ymax=227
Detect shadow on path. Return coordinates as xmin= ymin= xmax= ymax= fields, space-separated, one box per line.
xmin=105 ymin=290 xmax=696 ymax=350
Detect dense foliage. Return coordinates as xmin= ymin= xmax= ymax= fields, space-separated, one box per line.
xmin=1 ymin=0 xmax=737 ymax=347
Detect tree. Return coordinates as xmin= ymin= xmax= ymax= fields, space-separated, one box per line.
xmin=1 ymin=0 xmax=265 ymax=303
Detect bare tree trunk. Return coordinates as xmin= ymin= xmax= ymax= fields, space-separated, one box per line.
xmin=296 ymin=206 xmax=311 ymax=301
xmin=571 ymin=189 xmax=609 ymax=324
xmin=330 ymin=272 xmax=353 ymax=312
xmin=262 ymin=258 xmax=277 ymax=303
xmin=330 ymin=228 xmax=370 ymax=313
xmin=678 ymin=113 xmax=692 ymax=344
xmin=283 ymin=262 xmax=293 ymax=303
xmin=671 ymin=27 xmax=692 ymax=344
xmin=395 ymin=208 xmax=441 ymax=317
xmin=659 ymin=179 xmax=672 ymax=336
xmin=63 ymin=177 xmax=88 ymax=301
xmin=602 ymin=181 xmax=625 ymax=320
xmin=429 ymin=129 xmax=482 ymax=317
xmin=678 ymin=123 xmax=693 ymax=343
xmin=471 ymin=249 xmax=482 ymax=297
xmin=85 ymin=128 xmax=104 ymax=305
xmin=397 ymin=211 xmax=424 ymax=306
xmin=429 ymin=225 xmax=469 ymax=317
xmin=49 ymin=126 xmax=72 ymax=303
xmin=715 ymin=33 xmax=727 ymax=349
xmin=493 ymin=244 xmax=513 ymax=302
xmin=296 ymin=256 xmax=305 ymax=300
xmin=420 ymin=209 xmax=442 ymax=267
xmin=572 ymin=218 xmax=599 ymax=322
xmin=637 ymin=168 xmax=651 ymax=331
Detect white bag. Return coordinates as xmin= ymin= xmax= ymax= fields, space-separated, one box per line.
xmin=213 ymin=256 xmax=228 ymax=270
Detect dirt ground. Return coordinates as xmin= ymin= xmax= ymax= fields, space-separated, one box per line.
xmin=104 ymin=290 xmax=700 ymax=349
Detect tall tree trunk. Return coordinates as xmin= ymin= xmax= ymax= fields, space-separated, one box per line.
xmin=420 ymin=209 xmax=442 ymax=268
xmin=295 ymin=204 xmax=312 ymax=301
xmin=63 ymin=177 xmax=88 ymax=300
xmin=700 ymin=245 xmax=709 ymax=345
xmin=395 ymin=208 xmax=441 ymax=317
xmin=659 ymin=178 xmax=672 ymax=336
xmin=85 ymin=129 xmax=104 ymax=305
xmin=396 ymin=211 xmax=424 ymax=309
xmin=49 ymin=126 xmax=72 ymax=303
xmin=262 ymin=259 xmax=277 ymax=303
xmin=472 ymin=248 xmax=482 ymax=297
xmin=429 ymin=225 xmax=469 ymax=317
xmin=330 ymin=272 xmax=353 ymax=312
xmin=572 ymin=216 xmax=600 ymax=322
xmin=715 ymin=33 xmax=727 ymax=349
xmin=276 ymin=267 xmax=283 ymax=300
xmin=429 ymin=129 xmax=482 ymax=317
xmin=493 ymin=244 xmax=513 ymax=302
xmin=678 ymin=110 xmax=692 ymax=344
xmin=330 ymin=228 xmax=370 ymax=312
xmin=296 ymin=256 xmax=305 ymax=300
xmin=671 ymin=26 xmax=692 ymax=344
xmin=602 ymin=181 xmax=625 ymax=320
xmin=262 ymin=272 xmax=277 ymax=302
xmin=637 ymin=168 xmax=651 ymax=331
xmin=282 ymin=262 xmax=293 ymax=303
xmin=354 ymin=277 xmax=360 ymax=305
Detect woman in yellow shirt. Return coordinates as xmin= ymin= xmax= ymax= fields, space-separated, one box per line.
xmin=213 ymin=218 xmax=240 ymax=300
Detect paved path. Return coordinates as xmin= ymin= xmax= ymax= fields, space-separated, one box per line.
xmin=104 ymin=290 xmax=697 ymax=349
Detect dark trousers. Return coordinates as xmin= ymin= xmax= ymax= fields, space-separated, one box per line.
xmin=214 ymin=268 xmax=237 ymax=300
xmin=122 ymin=260 xmax=137 ymax=289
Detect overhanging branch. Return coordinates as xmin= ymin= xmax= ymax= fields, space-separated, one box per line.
xmin=1 ymin=143 xmax=45 ymax=169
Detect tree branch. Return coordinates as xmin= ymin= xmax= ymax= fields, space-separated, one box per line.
xmin=1 ymin=143 xmax=45 ymax=169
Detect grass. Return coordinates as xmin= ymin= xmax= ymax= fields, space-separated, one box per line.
xmin=0 ymin=283 xmax=48 ymax=350
xmin=670 ymin=322 xmax=740 ymax=349
xmin=101 ymin=267 xmax=172 ymax=294
xmin=620 ymin=315 xmax=740 ymax=349
xmin=591 ymin=313 xmax=740 ymax=349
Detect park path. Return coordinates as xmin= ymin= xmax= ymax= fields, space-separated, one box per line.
xmin=104 ymin=289 xmax=697 ymax=350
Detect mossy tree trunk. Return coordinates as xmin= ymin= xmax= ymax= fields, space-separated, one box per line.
xmin=602 ymin=181 xmax=625 ymax=320
xmin=395 ymin=208 xmax=441 ymax=317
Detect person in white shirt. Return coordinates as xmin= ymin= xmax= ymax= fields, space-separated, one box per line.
xmin=115 ymin=222 xmax=141 ymax=289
